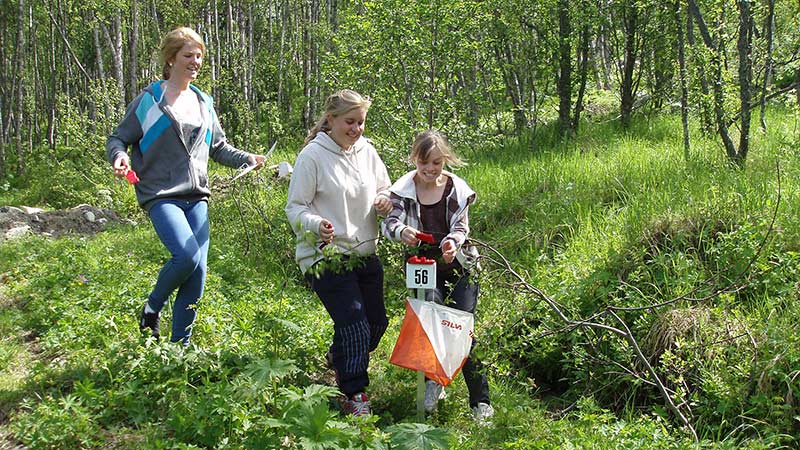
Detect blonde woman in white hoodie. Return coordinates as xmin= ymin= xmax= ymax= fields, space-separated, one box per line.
xmin=285 ymin=89 xmax=392 ymax=417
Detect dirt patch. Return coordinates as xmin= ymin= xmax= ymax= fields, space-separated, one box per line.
xmin=0 ymin=205 xmax=136 ymax=240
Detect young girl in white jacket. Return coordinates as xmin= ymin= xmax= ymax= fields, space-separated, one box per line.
xmin=382 ymin=130 xmax=494 ymax=423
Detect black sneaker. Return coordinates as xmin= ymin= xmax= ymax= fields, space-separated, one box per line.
xmin=139 ymin=303 xmax=160 ymax=340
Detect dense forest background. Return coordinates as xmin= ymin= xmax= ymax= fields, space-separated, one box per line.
xmin=2 ymin=0 xmax=800 ymax=448
xmin=0 ymin=0 xmax=798 ymax=177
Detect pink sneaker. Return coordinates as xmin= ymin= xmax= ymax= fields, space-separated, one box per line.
xmin=343 ymin=392 xmax=371 ymax=417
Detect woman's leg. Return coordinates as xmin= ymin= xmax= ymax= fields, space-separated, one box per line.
xmin=355 ymin=255 xmax=388 ymax=352
xmin=308 ymin=261 xmax=372 ymax=397
xmin=147 ymin=200 xmax=208 ymax=343
xmin=170 ymin=201 xmax=209 ymax=344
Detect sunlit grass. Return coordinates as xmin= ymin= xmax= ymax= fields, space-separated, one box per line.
xmin=1 ymin=107 xmax=798 ymax=447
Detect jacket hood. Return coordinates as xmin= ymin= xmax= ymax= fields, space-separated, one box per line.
xmin=390 ymin=170 xmax=476 ymax=206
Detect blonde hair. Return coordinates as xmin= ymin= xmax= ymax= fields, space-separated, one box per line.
xmin=410 ymin=130 xmax=466 ymax=168
xmin=160 ymin=27 xmax=206 ymax=80
xmin=305 ymin=89 xmax=372 ymax=145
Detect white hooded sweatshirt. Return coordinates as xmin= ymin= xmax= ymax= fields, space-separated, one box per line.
xmin=285 ymin=132 xmax=391 ymax=273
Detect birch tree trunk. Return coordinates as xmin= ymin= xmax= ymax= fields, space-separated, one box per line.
xmin=758 ymin=0 xmax=774 ymax=132
xmin=128 ymin=0 xmax=139 ymax=105
xmin=556 ymin=0 xmax=572 ymax=137
xmin=572 ymin=22 xmax=590 ymax=133
xmin=0 ymin=10 xmax=6 ymax=176
xmin=619 ymin=0 xmax=638 ymax=129
xmin=675 ymin=0 xmax=690 ymax=160
xmin=13 ymin=0 xmax=26 ymax=176
xmin=687 ymin=0 xmax=738 ymax=162
xmin=734 ymin=0 xmax=753 ymax=165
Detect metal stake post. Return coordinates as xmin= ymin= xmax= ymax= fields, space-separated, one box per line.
xmin=405 ymin=255 xmax=436 ymax=421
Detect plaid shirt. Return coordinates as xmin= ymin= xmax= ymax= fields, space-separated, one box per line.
xmin=382 ymin=170 xmax=479 ymax=270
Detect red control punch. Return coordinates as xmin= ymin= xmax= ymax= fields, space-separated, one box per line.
xmin=416 ymin=232 xmax=434 ymax=244
xmin=407 ymin=255 xmax=435 ymax=264
xmin=125 ymin=170 xmax=140 ymax=184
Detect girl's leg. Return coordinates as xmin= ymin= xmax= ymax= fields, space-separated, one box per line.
xmin=442 ymin=271 xmax=491 ymax=408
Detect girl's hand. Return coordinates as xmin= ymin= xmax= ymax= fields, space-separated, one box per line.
xmin=113 ymin=155 xmax=131 ymax=179
xmin=319 ymin=220 xmax=334 ymax=244
xmin=400 ymin=226 xmax=420 ymax=246
xmin=374 ymin=196 xmax=392 ymax=216
xmin=442 ymin=239 xmax=457 ymax=264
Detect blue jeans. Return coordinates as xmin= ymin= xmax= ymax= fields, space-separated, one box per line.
xmin=306 ymin=255 xmax=388 ymax=396
xmin=147 ymin=199 xmax=209 ymax=344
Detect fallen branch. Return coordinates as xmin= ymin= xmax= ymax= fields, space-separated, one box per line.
xmin=470 ymin=159 xmax=783 ymax=441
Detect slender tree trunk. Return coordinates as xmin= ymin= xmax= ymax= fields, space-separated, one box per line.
xmin=301 ymin=0 xmax=311 ymax=129
xmin=619 ymin=0 xmax=638 ymax=128
xmin=796 ymin=68 xmax=800 ymax=107
xmin=330 ymin=0 xmax=338 ymax=32
xmin=0 ymin=10 xmax=6 ymax=177
xmin=572 ymin=22 xmax=590 ymax=133
xmin=596 ymin=27 xmax=613 ymax=91
xmin=29 ymin=3 xmax=39 ymax=150
xmin=734 ymin=0 xmax=753 ymax=165
xmin=556 ymin=0 xmax=572 ymax=137
xmin=112 ymin=11 xmax=125 ymax=110
xmin=99 ymin=11 xmax=125 ymax=111
xmin=213 ymin=0 xmax=221 ymax=98
xmin=13 ymin=0 xmax=26 ymax=176
xmin=0 ymin=95 xmax=4 ymax=178
xmin=428 ymin=0 xmax=439 ymax=128
xmin=128 ymin=0 xmax=139 ymax=105
xmin=247 ymin=3 xmax=254 ymax=109
xmin=758 ymin=0 xmax=774 ymax=132
xmin=687 ymin=0 xmax=738 ymax=161
xmin=675 ymin=0 xmax=690 ymax=161
xmin=277 ymin=0 xmax=287 ymax=114
xmin=47 ymin=6 xmax=55 ymax=149
xmin=309 ymin=0 xmax=320 ymax=125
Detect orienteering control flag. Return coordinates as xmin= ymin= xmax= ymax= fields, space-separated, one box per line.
xmin=390 ymin=298 xmax=474 ymax=386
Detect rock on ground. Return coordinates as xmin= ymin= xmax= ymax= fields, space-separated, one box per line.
xmin=0 ymin=204 xmax=135 ymax=240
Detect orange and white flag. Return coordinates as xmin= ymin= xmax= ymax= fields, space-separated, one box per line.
xmin=390 ymin=298 xmax=474 ymax=386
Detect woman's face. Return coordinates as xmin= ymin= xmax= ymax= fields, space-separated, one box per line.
xmin=169 ymin=43 xmax=203 ymax=82
xmin=327 ymin=108 xmax=366 ymax=150
xmin=414 ymin=148 xmax=446 ymax=184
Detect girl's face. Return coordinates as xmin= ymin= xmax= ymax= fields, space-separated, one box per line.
xmin=327 ymin=108 xmax=366 ymax=150
xmin=169 ymin=43 xmax=203 ymax=82
xmin=414 ymin=148 xmax=446 ymax=184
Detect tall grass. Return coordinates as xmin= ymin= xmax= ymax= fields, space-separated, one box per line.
xmin=1 ymin=108 xmax=798 ymax=448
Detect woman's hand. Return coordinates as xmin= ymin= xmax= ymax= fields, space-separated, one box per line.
xmin=442 ymin=239 xmax=457 ymax=264
xmin=319 ymin=219 xmax=334 ymax=244
xmin=248 ymin=154 xmax=267 ymax=169
xmin=374 ymin=195 xmax=391 ymax=216
xmin=400 ymin=226 xmax=421 ymax=246
xmin=112 ymin=155 xmax=131 ymax=179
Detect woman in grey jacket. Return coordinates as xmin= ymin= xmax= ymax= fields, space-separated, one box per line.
xmin=106 ymin=27 xmax=265 ymax=345
xmin=285 ymin=89 xmax=392 ymax=417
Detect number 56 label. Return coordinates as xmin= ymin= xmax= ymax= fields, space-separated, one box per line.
xmin=406 ymin=261 xmax=436 ymax=289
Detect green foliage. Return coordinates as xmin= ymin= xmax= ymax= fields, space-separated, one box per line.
xmin=385 ymin=422 xmax=450 ymax=450
xmin=3 ymin=110 xmax=800 ymax=448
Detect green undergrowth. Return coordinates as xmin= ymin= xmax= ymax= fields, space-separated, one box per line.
xmin=1 ymin=109 xmax=799 ymax=448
